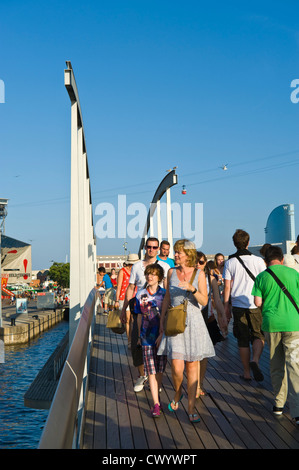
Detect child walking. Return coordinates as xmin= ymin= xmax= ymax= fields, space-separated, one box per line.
xmin=135 ymin=263 xmax=167 ymax=418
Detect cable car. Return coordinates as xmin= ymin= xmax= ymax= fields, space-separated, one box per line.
xmin=182 ymin=185 xmax=187 ymax=195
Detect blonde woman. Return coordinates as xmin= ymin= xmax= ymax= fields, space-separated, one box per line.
xmin=157 ymin=239 xmax=215 ymax=423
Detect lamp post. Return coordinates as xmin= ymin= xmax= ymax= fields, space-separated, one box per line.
xmin=123 ymin=242 xmax=127 ymax=258
xmin=0 ymin=199 xmax=8 ymax=328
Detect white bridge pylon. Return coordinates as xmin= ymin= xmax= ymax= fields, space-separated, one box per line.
xmin=65 ymin=61 xmax=97 ymax=342
xmin=138 ymin=169 xmax=178 ymax=259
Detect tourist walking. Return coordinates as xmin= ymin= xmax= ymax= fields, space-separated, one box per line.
xmin=157 ymin=240 xmax=175 ymax=267
xmin=223 ymin=229 xmax=265 ymax=381
xmin=252 ymin=245 xmax=299 ymax=424
xmin=110 ymin=268 xmax=118 ymax=288
xmin=157 ymin=239 xmax=215 ymax=423
xmin=97 ymin=267 xmax=116 ymax=314
xmin=135 ymin=264 xmax=167 ymax=418
xmin=114 ymin=254 xmax=139 ymax=348
xmin=121 ymin=238 xmax=170 ymax=392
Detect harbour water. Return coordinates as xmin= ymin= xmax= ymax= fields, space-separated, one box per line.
xmin=0 ymin=319 xmax=69 ymax=449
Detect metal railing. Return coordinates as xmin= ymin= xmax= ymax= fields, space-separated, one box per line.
xmin=38 ymin=288 xmax=98 ymax=449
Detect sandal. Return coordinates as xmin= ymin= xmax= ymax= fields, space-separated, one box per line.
xmin=239 ymin=375 xmax=251 ymax=382
xmin=249 ymin=361 xmax=264 ymax=382
xmin=189 ymin=413 xmax=201 ymax=423
xmin=168 ymin=393 xmax=184 ymax=412
xmin=196 ymin=387 xmax=206 ymax=398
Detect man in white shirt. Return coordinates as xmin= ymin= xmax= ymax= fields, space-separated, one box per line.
xmin=223 ymin=229 xmax=265 ymax=382
xmin=121 ymin=237 xmax=169 ymax=392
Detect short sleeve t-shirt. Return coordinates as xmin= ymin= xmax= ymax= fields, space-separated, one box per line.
xmin=223 ymin=255 xmax=265 ymax=308
xmin=157 ymin=256 xmax=175 ymax=268
xmin=103 ymin=274 xmax=113 ymax=289
xmin=135 ymin=286 xmax=166 ymax=346
xmin=129 ymin=259 xmax=170 ymax=292
xmin=252 ymin=265 xmax=299 ymax=332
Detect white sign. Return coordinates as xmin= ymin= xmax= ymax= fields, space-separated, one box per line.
xmin=16 ymin=298 xmax=28 ymax=315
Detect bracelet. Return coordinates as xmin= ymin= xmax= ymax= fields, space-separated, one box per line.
xmin=192 ymin=288 xmax=197 ymax=294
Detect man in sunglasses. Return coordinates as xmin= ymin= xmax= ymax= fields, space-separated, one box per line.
xmin=121 ymin=238 xmax=170 ymax=392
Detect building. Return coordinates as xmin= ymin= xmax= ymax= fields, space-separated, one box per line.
xmin=97 ymin=255 xmax=128 ymax=272
xmin=250 ymin=203 xmax=296 ymax=257
xmin=1 ymin=235 xmax=32 ymax=285
xmin=264 ymin=203 xmax=295 ymax=244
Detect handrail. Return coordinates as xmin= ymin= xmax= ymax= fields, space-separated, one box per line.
xmin=38 ymin=288 xmax=98 ymax=449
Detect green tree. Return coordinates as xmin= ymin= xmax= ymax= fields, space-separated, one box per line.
xmin=49 ymin=262 xmax=70 ymax=288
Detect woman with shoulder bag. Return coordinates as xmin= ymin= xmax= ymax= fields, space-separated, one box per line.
xmin=157 ymin=239 xmax=215 ymax=423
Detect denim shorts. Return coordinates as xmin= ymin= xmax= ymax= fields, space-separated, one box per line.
xmin=232 ymin=306 xmax=264 ymax=347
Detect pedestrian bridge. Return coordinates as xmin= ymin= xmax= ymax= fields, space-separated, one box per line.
xmin=38 ymin=63 xmax=299 ymax=450
xmin=39 ymin=303 xmax=299 ymax=450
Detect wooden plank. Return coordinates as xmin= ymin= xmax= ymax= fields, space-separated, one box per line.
xmin=93 ymin=318 xmax=108 ymax=449
xmin=115 ymin=328 xmax=149 ymax=449
xmin=82 ymin=316 xmax=299 ymax=449
xmin=110 ymin=330 xmax=134 ymax=449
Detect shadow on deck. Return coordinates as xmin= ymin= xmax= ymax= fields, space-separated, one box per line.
xmin=82 ymin=314 xmax=299 ymax=450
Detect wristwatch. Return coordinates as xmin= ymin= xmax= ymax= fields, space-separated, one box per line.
xmin=192 ymin=288 xmax=197 ymax=294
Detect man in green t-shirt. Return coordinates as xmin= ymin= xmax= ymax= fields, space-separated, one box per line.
xmin=252 ymin=245 xmax=299 ymax=425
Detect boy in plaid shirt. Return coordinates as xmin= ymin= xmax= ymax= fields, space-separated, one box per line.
xmin=135 ymin=264 xmax=167 ymax=417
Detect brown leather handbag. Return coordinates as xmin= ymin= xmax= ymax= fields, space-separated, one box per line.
xmin=106 ymin=309 xmax=125 ymax=334
xmin=165 ymin=269 xmax=197 ymax=336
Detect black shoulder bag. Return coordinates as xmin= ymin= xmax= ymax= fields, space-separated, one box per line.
xmin=236 ymin=255 xmax=256 ymax=281
xmin=266 ymin=268 xmax=299 ymax=314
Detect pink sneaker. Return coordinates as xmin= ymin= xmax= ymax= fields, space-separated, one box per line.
xmin=151 ymin=403 xmax=161 ymax=418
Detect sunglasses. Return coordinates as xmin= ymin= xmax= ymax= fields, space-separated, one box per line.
xmin=146 ymin=245 xmax=159 ymax=250
xmin=197 ymin=260 xmax=205 ymax=265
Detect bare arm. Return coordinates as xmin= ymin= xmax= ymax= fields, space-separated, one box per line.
xmin=223 ymin=279 xmax=232 ymax=321
xmin=115 ymin=269 xmax=123 ymax=302
xmin=254 ymin=296 xmax=262 ymax=308
xmin=211 ymin=276 xmax=227 ymax=331
xmin=121 ymin=283 xmax=135 ymax=321
xmin=178 ymin=269 xmax=208 ymax=306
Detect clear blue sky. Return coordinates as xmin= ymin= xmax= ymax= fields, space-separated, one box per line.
xmin=1 ymin=0 xmax=299 ymax=269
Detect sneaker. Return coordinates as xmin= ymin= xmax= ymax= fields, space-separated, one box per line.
xmin=103 ymin=310 xmax=109 ymax=316
xmin=134 ymin=375 xmax=148 ymax=392
xmin=151 ymin=403 xmax=161 ymax=418
xmin=273 ymin=406 xmax=284 ymax=415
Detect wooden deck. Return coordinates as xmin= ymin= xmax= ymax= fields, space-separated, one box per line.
xmin=82 ymin=314 xmax=299 ymax=450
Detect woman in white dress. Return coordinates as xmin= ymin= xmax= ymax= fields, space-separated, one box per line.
xmin=157 ymin=239 xmax=215 ymax=423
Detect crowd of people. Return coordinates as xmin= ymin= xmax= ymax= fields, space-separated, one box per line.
xmin=95 ymin=232 xmax=299 ymax=426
